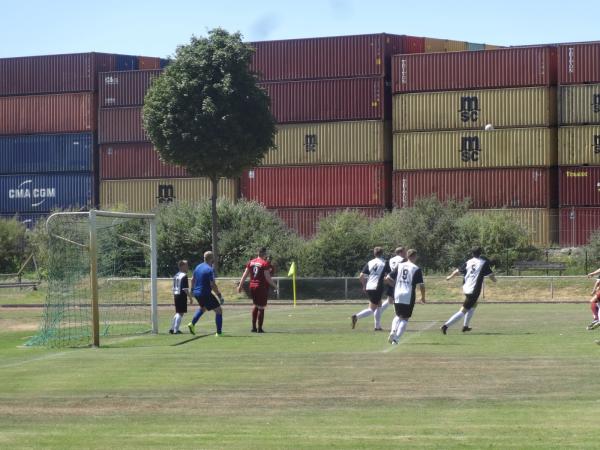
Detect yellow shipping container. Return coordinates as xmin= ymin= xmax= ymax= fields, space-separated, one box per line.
xmin=469 ymin=208 xmax=558 ymax=247
xmin=261 ymin=120 xmax=391 ymax=166
xmin=100 ymin=178 xmax=237 ymax=212
xmin=558 ymin=125 xmax=600 ymax=165
xmin=393 ymin=128 xmax=557 ymax=170
xmin=561 ymin=84 xmax=600 ymax=125
xmin=484 ymin=44 xmax=504 ymax=50
xmin=424 ymin=38 xmax=468 ymax=53
xmin=393 ymin=87 xmax=556 ymax=132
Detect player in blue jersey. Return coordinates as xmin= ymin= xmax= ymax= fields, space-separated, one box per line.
xmin=187 ymin=251 xmax=224 ymax=336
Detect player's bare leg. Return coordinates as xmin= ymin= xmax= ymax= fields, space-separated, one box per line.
xmin=588 ymin=298 xmax=600 ymax=330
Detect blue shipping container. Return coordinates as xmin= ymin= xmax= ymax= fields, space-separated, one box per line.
xmin=0 ymin=173 xmax=93 ymax=213
xmin=467 ymin=42 xmax=486 ymax=51
xmin=115 ymin=55 xmax=139 ymax=71
xmin=159 ymin=58 xmax=170 ymax=69
xmin=0 ymin=133 xmax=94 ymax=174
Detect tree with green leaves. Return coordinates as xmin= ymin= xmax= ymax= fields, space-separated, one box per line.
xmin=143 ymin=28 xmax=277 ymax=269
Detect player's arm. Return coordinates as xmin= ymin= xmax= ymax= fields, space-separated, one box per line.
xmin=487 ymin=273 xmax=497 ymax=283
xmin=359 ymin=264 xmax=369 ymax=291
xmin=593 ymin=279 xmax=600 ymax=295
xmin=237 ymin=267 xmax=250 ymax=293
xmin=264 ymin=269 xmax=278 ymax=293
xmin=384 ymin=267 xmax=397 ymax=287
xmin=418 ymin=283 xmax=426 ymax=304
xmin=446 ymin=269 xmax=460 ymax=281
xmin=589 ymin=268 xmax=600 ymax=278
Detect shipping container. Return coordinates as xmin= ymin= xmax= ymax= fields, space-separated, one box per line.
xmin=393 ymin=128 xmax=557 ymax=171
xmin=558 ymin=166 xmax=600 ymax=206
xmin=468 ymin=208 xmax=558 ymax=246
xmin=558 ymin=43 xmax=600 ymax=85
xmin=115 ymin=55 xmax=139 ymax=71
xmin=99 ymin=70 xmax=162 ymax=107
xmin=484 ymin=44 xmax=504 ymax=50
xmin=467 ymin=43 xmax=486 ymax=51
xmin=0 ymin=173 xmax=93 ymax=213
xmin=241 ymin=164 xmax=391 ymax=208
xmin=424 ymin=38 xmax=467 ymax=53
xmin=392 ymin=46 xmax=557 ymax=93
xmin=100 ymin=178 xmax=237 ymax=212
xmin=100 ymin=143 xmax=188 ymax=179
xmin=559 ymin=207 xmax=600 ymax=246
xmin=262 ymin=120 xmax=391 ymax=166
xmin=0 ymin=133 xmax=93 ymax=174
xmin=392 ymin=168 xmax=557 ymax=209
xmin=0 ymin=92 xmax=96 ymax=135
xmin=261 ymin=77 xmax=388 ymax=123
xmin=98 ymin=107 xmax=147 ymax=144
xmin=393 ymin=86 xmax=556 ymax=132
xmin=250 ymin=33 xmax=405 ymax=81
xmin=160 ymin=58 xmax=170 ymax=69
xmin=272 ymin=207 xmax=385 ymax=238
xmin=560 ymin=84 xmax=600 ymax=125
xmin=0 ymin=52 xmax=115 ymax=96
xmin=138 ymin=56 xmax=161 ymax=70
xmin=558 ymin=125 xmax=600 ymax=165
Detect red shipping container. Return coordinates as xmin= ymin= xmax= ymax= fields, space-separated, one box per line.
xmin=272 ymin=207 xmax=385 ymax=238
xmin=241 ymin=164 xmax=391 ymax=208
xmin=98 ymin=107 xmax=148 ymax=144
xmin=250 ymin=33 xmax=405 ymax=81
xmin=99 ymin=70 xmax=162 ymax=108
xmin=0 ymin=92 xmax=96 ymax=135
xmin=0 ymin=52 xmax=115 ymax=96
xmin=138 ymin=56 xmax=161 ymax=70
xmin=392 ymin=46 xmax=557 ymax=93
xmin=100 ymin=143 xmax=188 ymax=180
xmin=393 ymin=168 xmax=557 ymax=209
xmin=559 ymin=166 xmax=600 ymax=206
xmin=558 ymin=43 xmax=600 ymax=85
xmin=559 ymin=207 xmax=600 ymax=246
xmin=260 ymin=77 xmax=388 ymax=123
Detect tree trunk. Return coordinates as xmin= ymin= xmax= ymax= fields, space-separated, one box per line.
xmin=210 ymin=176 xmax=219 ymax=272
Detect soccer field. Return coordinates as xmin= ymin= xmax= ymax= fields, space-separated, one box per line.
xmin=1 ymin=302 xmax=598 ymax=449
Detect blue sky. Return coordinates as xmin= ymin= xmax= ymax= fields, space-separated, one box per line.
xmin=1 ymin=0 xmax=598 ymax=58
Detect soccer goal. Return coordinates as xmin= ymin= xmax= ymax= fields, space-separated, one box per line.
xmin=28 ymin=210 xmax=157 ymax=347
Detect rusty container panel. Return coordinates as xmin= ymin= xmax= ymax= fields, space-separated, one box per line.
xmin=392 ymin=168 xmax=557 ymax=209
xmin=99 ymin=144 xmax=188 ymax=179
xmin=560 ymin=84 xmax=600 ymax=125
xmin=468 ymin=208 xmax=558 ymax=246
xmin=261 ymin=77 xmax=388 ymax=123
xmin=250 ymin=33 xmax=404 ymax=81
xmin=558 ymin=166 xmax=600 ymax=206
xmin=99 ymin=70 xmax=162 ymax=107
xmin=558 ymin=43 xmax=600 ymax=85
xmin=98 ymin=107 xmax=148 ymax=144
xmin=262 ymin=120 xmax=390 ymax=166
xmin=392 ymin=46 xmax=557 ymax=94
xmin=0 ymin=92 xmax=96 ymax=135
xmin=559 ymin=207 xmax=600 ymax=246
xmin=138 ymin=56 xmax=161 ymax=70
xmin=393 ymin=128 xmax=557 ymax=171
xmin=0 ymin=52 xmax=115 ymax=96
xmin=558 ymin=125 xmax=600 ymax=165
xmin=272 ymin=207 xmax=385 ymax=238
xmin=241 ymin=164 xmax=391 ymax=208
xmin=424 ymin=38 xmax=468 ymax=53
xmin=100 ymin=178 xmax=237 ymax=212
xmin=393 ymin=87 xmax=556 ymax=132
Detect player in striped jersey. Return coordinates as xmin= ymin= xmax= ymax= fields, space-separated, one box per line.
xmin=352 ymin=247 xmax=390 ymax=331
xmin=170 ymin=260 xmax=190 ymax=334
xmin=441 ymin=247 xmax=496 ymax=334
xmin=385 ymin=249 xmax=425 ymax=345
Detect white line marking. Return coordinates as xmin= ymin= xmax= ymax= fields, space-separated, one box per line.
xmin=0 ymin=351 xmax=69 ymax=369
xmin=383 ymin=320 xmax=438 ymax=353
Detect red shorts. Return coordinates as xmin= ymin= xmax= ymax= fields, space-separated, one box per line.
xmin=250 ymin=286 xmax=269 ymax=307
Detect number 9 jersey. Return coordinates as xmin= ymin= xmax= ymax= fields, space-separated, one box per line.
xmin=388 ymin=260 xmax=424 ymax=305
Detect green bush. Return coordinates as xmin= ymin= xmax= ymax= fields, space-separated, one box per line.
xmin=0 ymin=217 xmax=29 ymax=274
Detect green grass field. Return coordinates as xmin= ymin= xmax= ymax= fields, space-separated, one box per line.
xmin=1 ymin=302 xmax=599 ymax=449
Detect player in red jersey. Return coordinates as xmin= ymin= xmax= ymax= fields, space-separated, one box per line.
xmin=237 ymin=247 xmax=278 ymax=333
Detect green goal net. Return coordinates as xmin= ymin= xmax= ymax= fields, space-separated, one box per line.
xmin=28 ymin=210 xmax=157 ymax=347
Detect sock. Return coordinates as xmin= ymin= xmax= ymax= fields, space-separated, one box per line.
xmin=258 ymin=309 xmax=265 ymax=329
xmin=174 ymin=313 xmax=182 ymax=332
xmin=252 ymin=306 xmax=259 ymax=329
xmin=464 ymin=309 xmax=475 ymax=327
xmin=445 ymin=310 xmax=465 ymax=328
xmin=215 ymin=313 xmax=223 ymax=334
xmin=192 ymin=309 xmax=203 ymax=325
xmin=395 ymin=319 xmax=408 ymax=340
xmin=390 ymin=316 xmax=400 ymax=335
xmin=171 ymin=313 xmax=177 ymax=331
xmin=592 ymin=302 xmax=599 ymax=321
xmin=356 ymin=308 xmax=373 ymax=320
xmin=381 ymin=299 xmax=390 ymax=313
xmin=374 ymin=307 xmax=382 ymax=329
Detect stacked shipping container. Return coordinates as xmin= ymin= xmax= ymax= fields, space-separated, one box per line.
xmin=391 ymin=47 xmax=559 ymax=245
xmin=557 ymin=43 xmax=600 ymax=245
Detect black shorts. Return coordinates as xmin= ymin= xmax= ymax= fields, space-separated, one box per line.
xmin=174 ymin=295 xmax=187 ymax=314
xmin=385 ymin=285 xmax=394 ymax=298
xmin=463 ymin=293 xmax=480 ymax=310
xmin=367 ymin=289 xmax=384 ymax=305
xmin=394 ymin=302 xmax=415 ymax=319
xmin=195 ymin=293 xmax=221 ymax=311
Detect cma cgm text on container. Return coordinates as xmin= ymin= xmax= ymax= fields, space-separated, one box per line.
xmin=392 ymin=46 xmax=557 ymax=93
